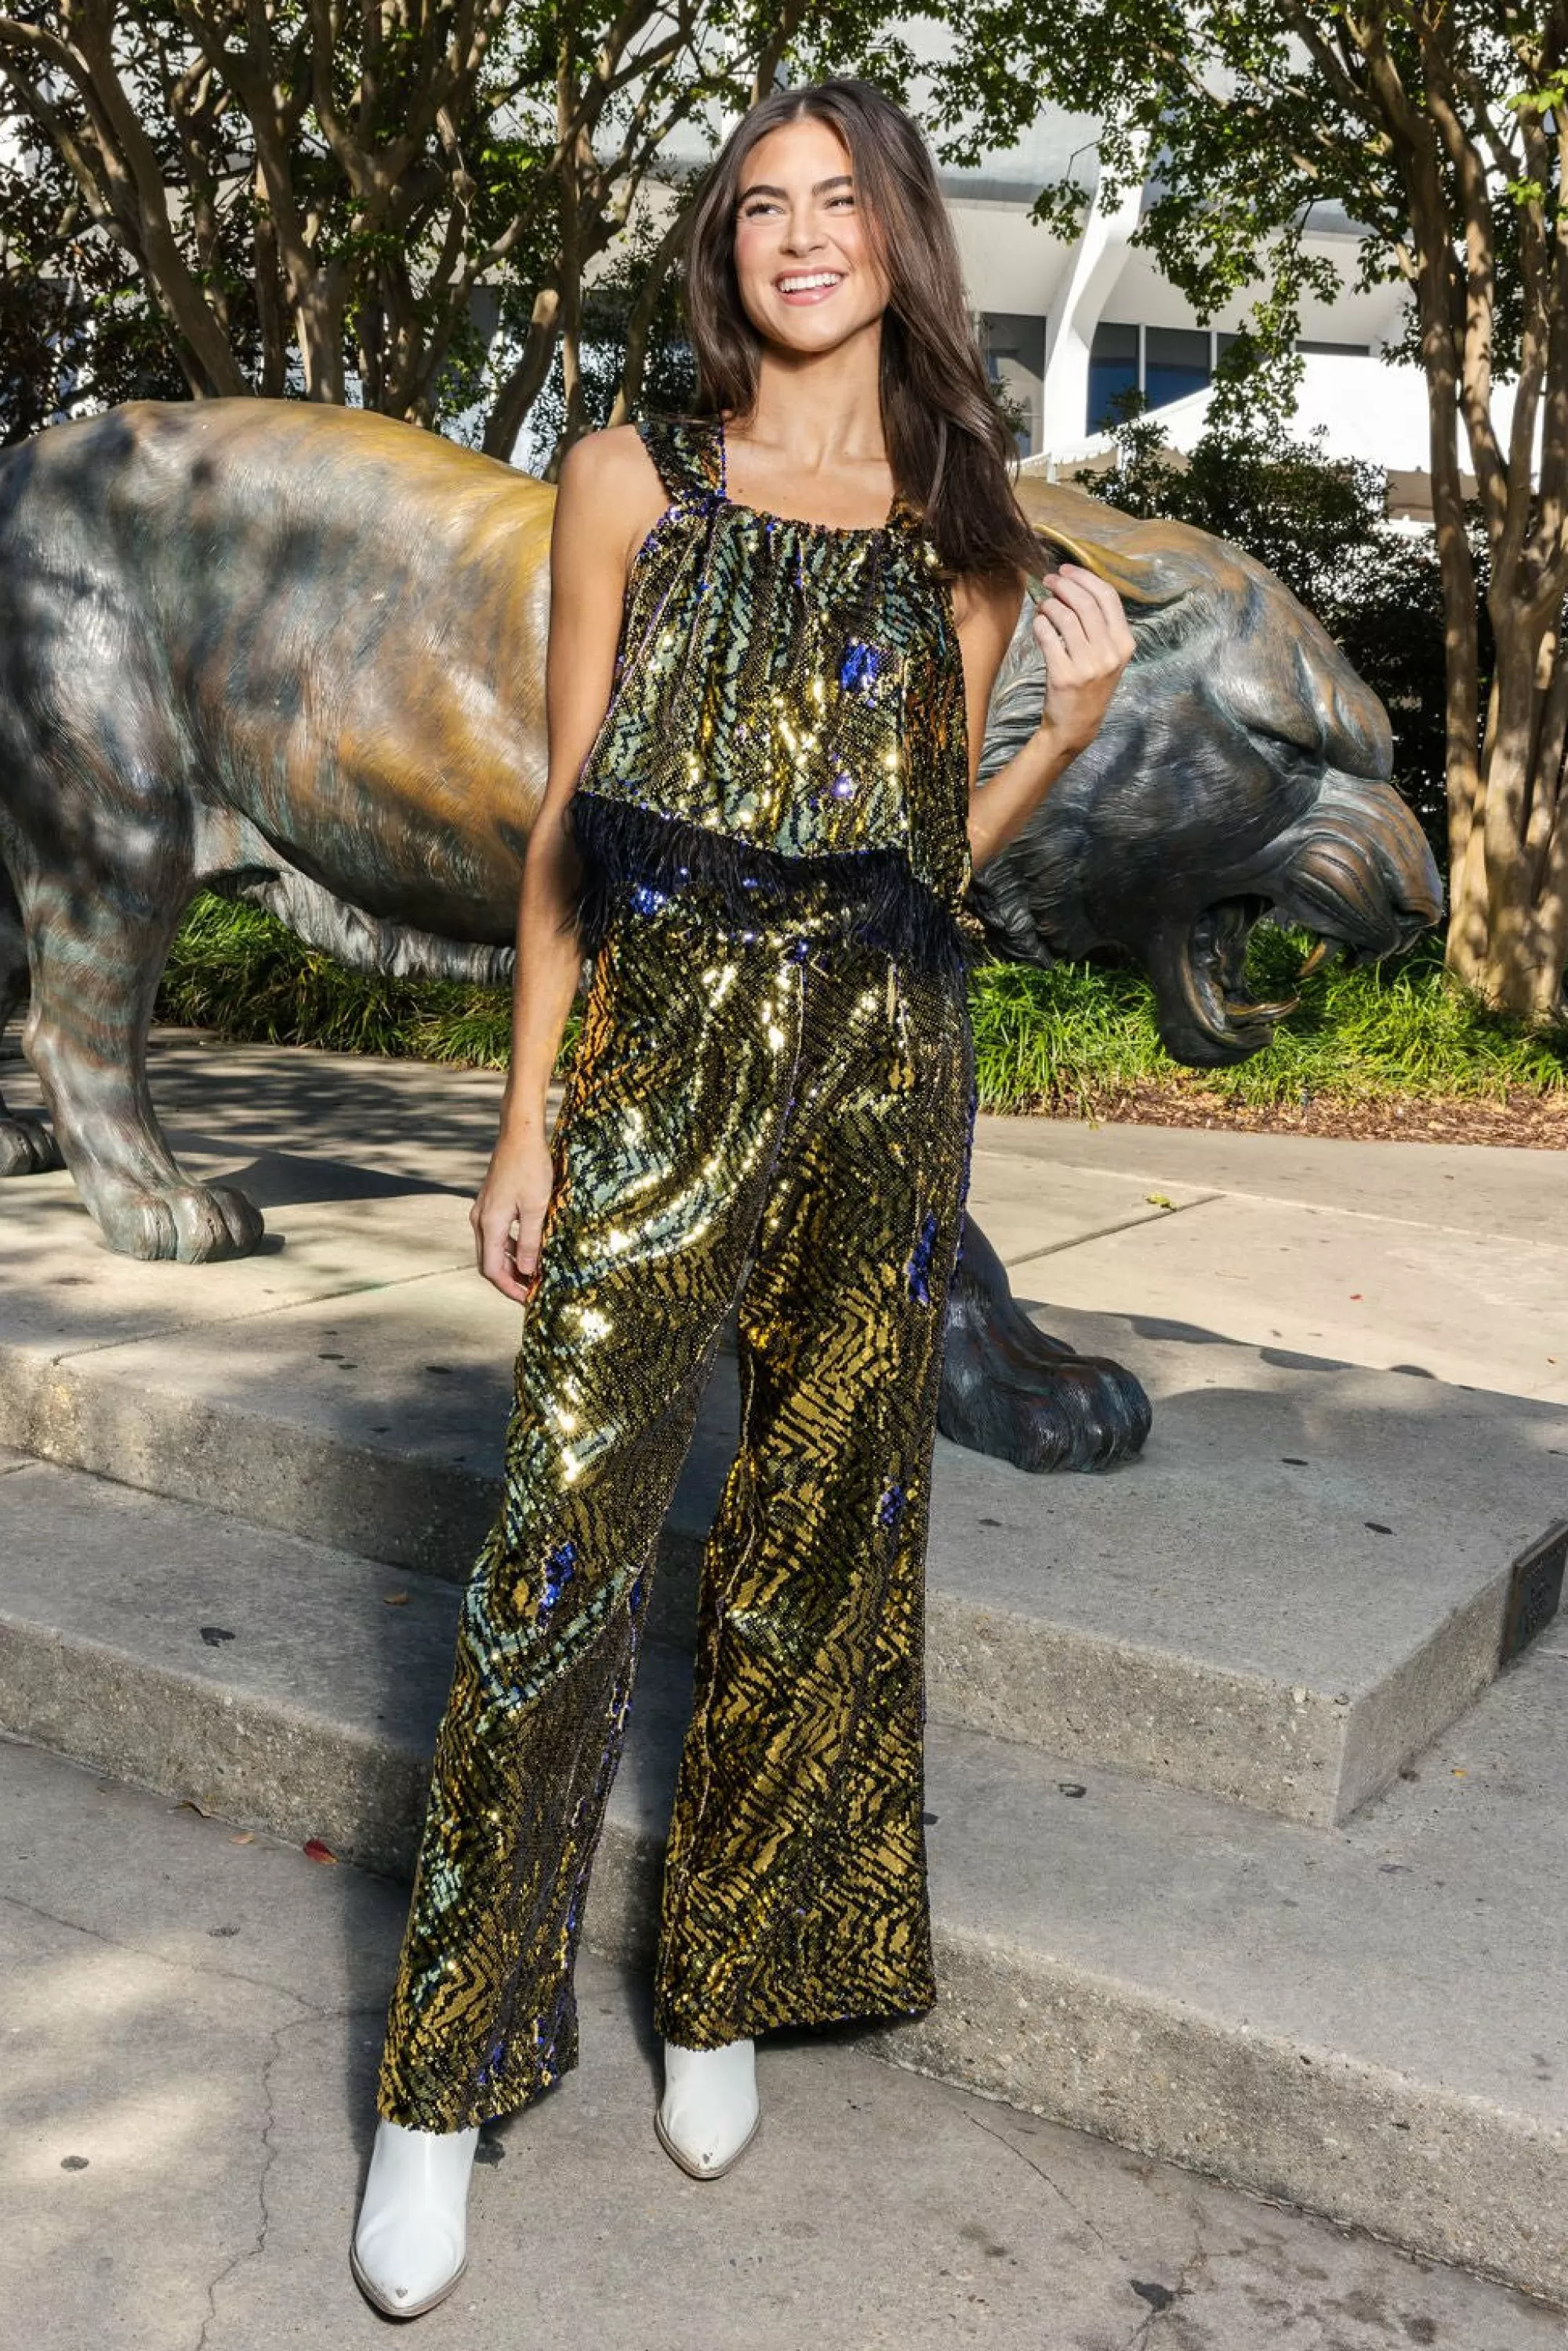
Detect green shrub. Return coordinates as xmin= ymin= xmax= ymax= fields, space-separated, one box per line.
xmin=157 ymin=892 xmax=579 ymax=1072
xmin=969 ymin=928 xmax=1567 ymax=1114
xmin=158 ymin=892 xmax=1566 ymax=1113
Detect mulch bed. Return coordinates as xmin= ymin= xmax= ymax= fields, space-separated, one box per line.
xmin=1033 ymin=1081 xmax=1568 ymax=1148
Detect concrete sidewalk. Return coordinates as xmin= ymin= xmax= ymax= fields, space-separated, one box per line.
xmin=3 ymin=1731 xmax=1559 ymax=2351
xmin=7 ymin=1025 xmax=1565 ymax=1395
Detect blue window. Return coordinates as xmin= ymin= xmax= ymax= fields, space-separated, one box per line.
xmin=1145 ymin=327 xmax=1210 ymax=411
xmin=1087 ymin=322 xmax=1138 ymax=432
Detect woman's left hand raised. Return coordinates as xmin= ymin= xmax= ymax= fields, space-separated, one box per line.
xmin=1028 ymin=563 xmax=1137 ymax=756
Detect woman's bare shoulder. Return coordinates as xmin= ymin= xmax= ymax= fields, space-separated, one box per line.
xmin=555 ymin=425 xmax=667 ymax=570
xmin=557 ymin=423 xmax=655 ymax=502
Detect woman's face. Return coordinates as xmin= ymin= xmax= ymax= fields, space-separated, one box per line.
xmin=730 ymin=116 xmax=891 ymax=360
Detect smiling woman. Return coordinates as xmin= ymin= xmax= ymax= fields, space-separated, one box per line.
xmin=350 ymin=74 xmax=1135 ymax=2320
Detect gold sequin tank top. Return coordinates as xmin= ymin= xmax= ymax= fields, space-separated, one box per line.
xmin=566 ymin=412 xmax=986 ymax=983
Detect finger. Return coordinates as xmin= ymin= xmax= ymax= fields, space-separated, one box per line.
xmin=1032 ymin=595 xmax=1091 ymax=659
xmin=508 ymin=1208 xmax=549 ymax=1283
xmin=1040 ymin=582 xmax=1133 ymax=674
xmin=474 ymin=1205 xmax=524 ymax=1289
xmin=1061 ymin=568 xmax=1135 ymax=644
xmin=1032 ymin=582 xmax=1091 ymax=638
xmin=1044 ymin=570 xmax=1117 ymax=624
xmin=1056 ymin=562 xmax=1121 ymax=604
xmin=1033 ymin=622 xmax=1090 ymax=695
xmin=486 ymin=1260 xmax=539 ymax=1305
xmin=499 ymin=1210 xmax=550 ymax=1304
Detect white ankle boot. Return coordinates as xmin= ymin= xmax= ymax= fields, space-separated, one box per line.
xmin=350 ymin=2117 xmax=480 ymax=2317
xmin=655 ymin=2037 xmax=760 ymax=2179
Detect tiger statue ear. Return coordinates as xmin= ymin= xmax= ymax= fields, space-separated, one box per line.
xmin=1013 ymin=476 xmax=1228 ymax=611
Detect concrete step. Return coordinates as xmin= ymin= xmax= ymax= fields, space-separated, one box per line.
xmin=1 ymin=1453 xmax=1565 ymax=2304
xmin=2 ymin=1242 xmax=1563 ymax=1824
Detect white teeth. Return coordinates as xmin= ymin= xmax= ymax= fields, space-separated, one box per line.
xmin=778 ymin=273 xmax=841 ymax=292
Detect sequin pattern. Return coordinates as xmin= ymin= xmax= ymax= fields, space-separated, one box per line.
xmin=376 ymin=882 xmax=977 ymax=2132
xmin=565 ymin=413 xmax=988 ymax=983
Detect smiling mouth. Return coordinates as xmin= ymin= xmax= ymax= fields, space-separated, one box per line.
xmin=775 ymin=271 xmax=844 ymax=303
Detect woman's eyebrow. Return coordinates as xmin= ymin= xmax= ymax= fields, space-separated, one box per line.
xmin=736 ymin=173 xmax=855 ymax=202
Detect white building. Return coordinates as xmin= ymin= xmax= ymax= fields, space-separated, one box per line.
xmin=935 ymin=111 xmax=1506 ymax=526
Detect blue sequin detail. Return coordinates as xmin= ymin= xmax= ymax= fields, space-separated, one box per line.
xmin=829 ymin=771 xmax=858 ymax=800
xmin=629 ymin=882 xmax=670 ymax=915
xmin=906 ymin=1207 xmax=939 ymax=1305
xmin=539 ymin=1540 xmax=577 ymax=1614
xmin=839 ymin=640 xmax=885 ymax=693
xmin=877 ymin=1482 xmax=908 ymax=1529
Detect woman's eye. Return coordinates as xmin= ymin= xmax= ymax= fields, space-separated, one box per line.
xmin=739 ymin=194 xmax=855 ymax=218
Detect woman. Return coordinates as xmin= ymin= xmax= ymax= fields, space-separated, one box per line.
xmin=352 ymin=74 xmax=1133 ymax=2317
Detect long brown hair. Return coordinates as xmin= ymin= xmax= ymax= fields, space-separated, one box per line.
xmin=680 ymin=78 xmax=1046 ymax=586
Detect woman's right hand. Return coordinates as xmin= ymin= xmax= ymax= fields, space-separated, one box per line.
xmin=471 ymin=1125 xmax=557 ymax=1304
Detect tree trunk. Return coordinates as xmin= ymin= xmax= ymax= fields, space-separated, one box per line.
xmin=252 ymin=179 xmax=288 ymax=401
xmin=1446 ymin=581 xmax=1568 ymax=1020
xmin=551 ymin=46 xmax=587 ymax=477
xmin=1470 ymin=606 xmax=1555 ymax=1011
xmin=606 ymin=198 xmax=693 ymax=428
xmin=1406 ymin=227 xmax=1490 ymax=998
xmin=296 ymin=263 xmax=349 ymax=405
xmin=481 ymin=285 xmax=562 ymax=460
xmin=1529 ymin=644 xmax=1568 ymax=1000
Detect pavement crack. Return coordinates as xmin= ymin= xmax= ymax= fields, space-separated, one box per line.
xmin=0 ymin=1888 xmax=334 ymax=2016
xmin=961 ymin=2107 xmax=1110 ymax=2248
xmin=1120 ymin=2211 xmax=1213 ymax=2347
xmin=25 ymin=1255 xmax=475 ymax=1366
xmin=1003 ymin=1192 xmax=1225 ymax=1272
xmin=192 ymin=2009 xmax=313 ymax=2351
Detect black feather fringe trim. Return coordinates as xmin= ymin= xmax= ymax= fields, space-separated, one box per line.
xmin=566 ymin=789 xmax=985 ymax=987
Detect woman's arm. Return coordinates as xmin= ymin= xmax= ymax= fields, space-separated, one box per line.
xmin=470 ymin=429 xmax=648 ymax=1302
xmin=954 ymin=564 xmax=1136 ymax=873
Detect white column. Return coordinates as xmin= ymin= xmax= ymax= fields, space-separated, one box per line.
xmin=1039 ymin=155 xmax=1145 ymax=452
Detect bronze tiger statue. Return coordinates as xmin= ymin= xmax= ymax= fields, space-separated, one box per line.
xmin=0 ymin=400 xmax=1441 ymax=1472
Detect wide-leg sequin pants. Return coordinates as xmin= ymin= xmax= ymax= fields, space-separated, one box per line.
xmin=376 ymin=880 xmax=978 ymax=2132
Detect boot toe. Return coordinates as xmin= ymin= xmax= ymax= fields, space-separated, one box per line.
xmin=351 ymin=2215 xmax=466 ymax=2317
xmin=656 ymin=2093 xmax=760 ymax=2177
